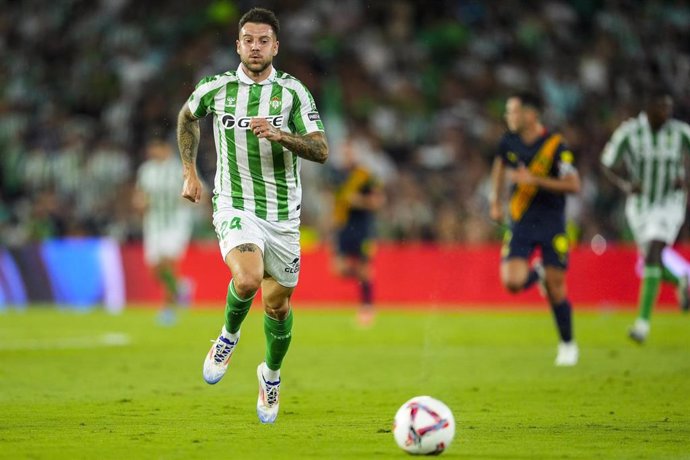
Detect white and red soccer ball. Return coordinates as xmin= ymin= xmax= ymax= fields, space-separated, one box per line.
xmin=393 ymin=396 xmax=455 ymax=455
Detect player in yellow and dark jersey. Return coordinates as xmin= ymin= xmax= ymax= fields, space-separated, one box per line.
xmin=331 ymin=138 xmax=385 ymax=326
xmin=489 ymin=91 xmax=581 ymax=366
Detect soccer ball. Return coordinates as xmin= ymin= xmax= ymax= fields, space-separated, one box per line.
xmin=393 ymin=396 xmax=455 ymax=455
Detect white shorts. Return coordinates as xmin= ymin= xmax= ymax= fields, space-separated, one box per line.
xmin=626 ymin=193 xmax=687 ymax=251
xmin=213 ymin=207 xmax=301 ymax=288
xmin=143 ymin=226 xmax=191 ymax=265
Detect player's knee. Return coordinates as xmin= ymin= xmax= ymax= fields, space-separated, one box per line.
xmin=333 ymin=263 xmax=348 ymax=277
xmin=232 ymin=272 xmax=262 ymax=298
xmin=503 ymin=279 xmax=523 ymax=294
xmin=264 ymin=298 xmax=290 ymax=320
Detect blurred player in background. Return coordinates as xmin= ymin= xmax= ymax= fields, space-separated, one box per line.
xmin=601 ymin=86 xmax=690 ymax=343
xmin=489 ymin=91 xmax=581 ymax=366
xmin=176 ymin=7 xmax=328 ymax=424
xmin=133 ymin=137 xmax=193 ymax=325
xmin=331 ymin=137 xmax=385 ymax=326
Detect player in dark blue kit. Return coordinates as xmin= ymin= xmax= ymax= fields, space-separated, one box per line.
xmin=331 ymin=138 xmax=385 ymax=326
xmin=488 ymin=91 xmax=581 ymax=366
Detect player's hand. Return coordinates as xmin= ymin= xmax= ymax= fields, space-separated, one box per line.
xmin=182 ymin=175 xmax=203 ymax=203
xmin=672 ymin=177 xmax=686 ymax=191
xmin=250 ymin=118 xmax=282 ymax=142
xmin=508 ymin=165 xmax=536 ymax=185
xmin=131 ymin=190 xmax=149 ymax=213
xmin=623 ymin=181 xmax=642 ymax=195
xmin=489 ymin=201 xmax=503 ymax=222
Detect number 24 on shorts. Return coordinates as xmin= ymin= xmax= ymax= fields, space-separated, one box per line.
xmin=217 ymin=217 xmax=242 ymax=239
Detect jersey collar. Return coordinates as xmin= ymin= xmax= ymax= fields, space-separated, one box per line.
xmin=639 ymin=111 xmax=670 ymax=132
xmin=639 ymin=111 xmax=649 ymax=127
xmin=237 ymin=64 xmax=277 ymax=86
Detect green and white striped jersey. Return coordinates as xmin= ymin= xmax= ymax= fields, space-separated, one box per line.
xmin=136 ymin=157 xmax=192 ymax=237
xmin=601 ymin=112 xmax=690 ymax=209
xmin=187 ymin=64 xmax=325 ymax=222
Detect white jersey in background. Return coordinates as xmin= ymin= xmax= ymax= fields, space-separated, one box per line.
xmin=187 ymin=64 xmax=324 ymax=222
xmin=601 ymin=112 xmax=690 ymax=246
xmin=136 ymin=156 xmax=193 ymax=263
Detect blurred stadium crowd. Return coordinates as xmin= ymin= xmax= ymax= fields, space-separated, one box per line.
xmin=1 ymin=0 xmax=689 ymax=246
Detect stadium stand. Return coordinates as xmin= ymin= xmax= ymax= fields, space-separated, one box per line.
xmin=1 ymin=0 xmax=689 ymax=246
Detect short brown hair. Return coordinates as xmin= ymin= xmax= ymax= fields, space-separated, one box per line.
xmin=512 ymin=91 xmax=543 ymax=113
xmin=239 ymin=8 xmax=280 ymax=36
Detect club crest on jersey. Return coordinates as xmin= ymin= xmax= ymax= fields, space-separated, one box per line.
xmin=270 ymin=96 xmax=281 ymax=110
xmin=220 ymin=114 xmax=284 ymax=130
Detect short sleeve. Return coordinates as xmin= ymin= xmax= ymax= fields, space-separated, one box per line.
xmin=679 ymin=121 xmax=690 ymax=154
xmin=289 ymin=81 xmax=324 ymax=136
xmin=556 ymin=144 xmax=577 ymax=178
xmin=187 ymin=76 xmax=220 ymax=119
xmin=136 ymin=163 xmax=147 ymax=190
xmin=601 ymin=124 xmax=629 ymax=168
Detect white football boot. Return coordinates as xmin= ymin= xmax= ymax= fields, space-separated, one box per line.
xmin=202 ymin=329 xmax=238 ymax=384
xmin=628 ymin=318 xmax=650 ymax=344
xmin=256 ymin=362 xmax=281 ymax=424
xmin=555 ymin=341 xmax=579 ymax=366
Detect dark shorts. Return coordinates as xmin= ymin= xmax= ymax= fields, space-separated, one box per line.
xmin=337 ymin=228 xmax=374 ymax=260
xmin=502 ymin=221 xmax=569 ymax=269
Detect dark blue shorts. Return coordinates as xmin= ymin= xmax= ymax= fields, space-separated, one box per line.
xmin=337 ymin=229 xmax=374 ymax=260
xmin=502 ymin=222 xmax=569 ymax=269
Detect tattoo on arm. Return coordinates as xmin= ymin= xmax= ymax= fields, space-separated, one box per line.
xmin=177 ymin=105 xmax=201 ymax=170
xmin=278 ymin=132 xmax=329 ymax=164
xmin=234 ymin=243 xmax=259 ymax=253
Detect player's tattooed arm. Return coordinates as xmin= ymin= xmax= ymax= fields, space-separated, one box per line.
xmin=278 ymin=131 xmax=329 ymax=164
xmin=250 ymin=118 xmax=328 ymax=163
xmin=177 ymin=104 xmax=203 ymax=202
xmin=177 ymin=104 xmax=201 ymax=172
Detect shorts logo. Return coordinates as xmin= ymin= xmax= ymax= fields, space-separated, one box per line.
xmin=552 ymin=233 xmax=569 ymax=263
xmin=221 ymin=114 xmax=284 ymax=130
xmin=284 ymin=257 xmax=300 ymax=274
xmin=552 ymin=233 xmax=569 ymax=255
xmin=307 ymin=112 xmax=320 ymax=121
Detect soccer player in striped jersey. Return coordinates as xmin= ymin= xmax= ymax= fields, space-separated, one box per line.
xmin=176 ymin=7 xmax=328 ymax=424
xmin=133 ymin=137 xmax=194 ymax=325
xmin=601 ymin=87 xmax=690 ymax=343
xmin=489 ymin=91 xmax=581 ymax=366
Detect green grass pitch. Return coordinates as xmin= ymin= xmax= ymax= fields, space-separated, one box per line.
xmin=0 ymin=306 xmax=689 ymax=459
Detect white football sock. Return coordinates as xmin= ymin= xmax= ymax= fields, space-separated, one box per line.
xmin=263 ymin=364 xmax=280 ymax=382
xmin=221 ymin=326 xmax=240 ymax=342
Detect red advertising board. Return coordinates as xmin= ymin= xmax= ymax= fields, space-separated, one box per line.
xmin=122 ymin=242 xmax=684 ymax=309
